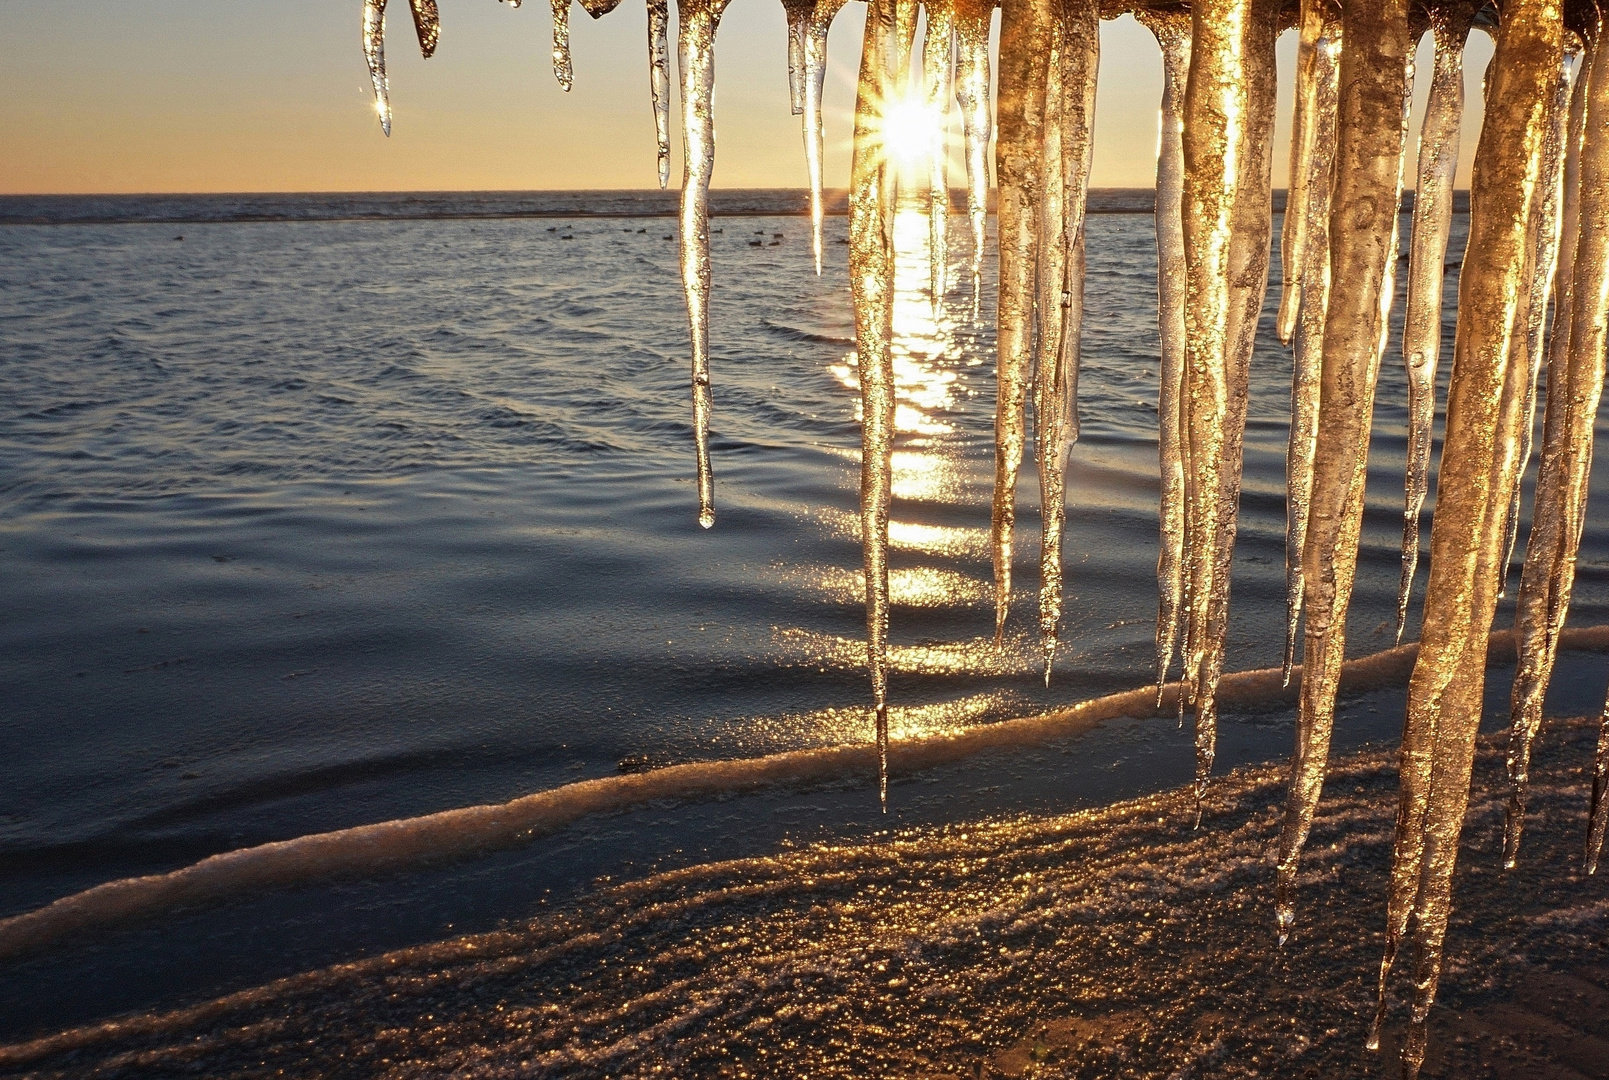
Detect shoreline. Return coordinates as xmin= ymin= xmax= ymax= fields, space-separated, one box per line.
xmin=4 ymin=624 xmax=1606 ymax=969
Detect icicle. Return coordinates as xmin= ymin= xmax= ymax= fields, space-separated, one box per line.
xmin=849 ymin=0 xmax=900 ymax=810
xmin=784 ymin=0 xmax=810 ymax=116
xmin=552 ymin=0 xmax=574 ymax=91
xmin=1276 ymin=0 xmax=1414 ymax=941
xmin=1181 ymin=0 xmax=1278 ymax=822
xmin=1498 ymin=53 xmax=1577 ymax=600
xmin=1397 ymin=3 xmax=1476 ymax=643
xmin=1177 ymin=0 xmax=1248 ymax=812
xmin=407 ymin=0 xmax=440 ymax=57
xmin=991 ymin=0 xmax=1055 ymax=646
xmin=953 ymin=0 xmax=992 ymax=319
xmin=1035 ymin=0 xmax=1098 ymax=683
xmin=1136 ymin=9 xmax=1190 ymax=697
xmin=649 ymin=0 xmax=672 ymax=188
xmin=1282 ymin=6 xmax=1341 ymax=684
xmin=1511 ymin=31 xmax=1604 ymax=870
xmin=924 ymin=1 xmax=955 ymax=313
xmin=1371 ymin=3 xmax=1563 ymax=1072
xmin=678 ymin=0 xmax=728 ymax=530
xmin=363 ymin=0 xmax=392 ymax=137
xmin=1276 ymin=0 xmax=1326 ymax=344
xmin=800 ymin=1 xmax=846 ymax=276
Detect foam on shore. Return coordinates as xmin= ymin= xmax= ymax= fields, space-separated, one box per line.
xmin=3 ymin=624 xmax=1604 ymax=963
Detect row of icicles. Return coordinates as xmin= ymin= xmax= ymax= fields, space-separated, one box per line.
xmin=359 ymin=0 xmax=1608 ymax=1075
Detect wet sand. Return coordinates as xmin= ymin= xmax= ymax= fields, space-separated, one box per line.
xmin=4 ymin=716 xmax=1606 ymax=1078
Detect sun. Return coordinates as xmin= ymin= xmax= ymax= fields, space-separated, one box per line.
xmin=878 ymin=96 xmax=943 ymax=175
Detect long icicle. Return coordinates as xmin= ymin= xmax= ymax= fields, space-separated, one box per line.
xmin=848 ymin=0 xmax=900 ymax=810
xmin=1188 ymin=0 xmax=1279 ymax=821
xmin=1397 ymin=2 xmax=1477 ymax=643
xmin=1498 ymin=51 xmax=1578 ymax=598
xmin=363 ymin=0 xmax=392 ymax=137
xmin=1512 ymin=22 xmax=1607 ymax=870
xmin=1371 ymin=3 xmax=1563 ymax=1072
xmin=991 ymin=0 xmax=1054 ymax=646
xmin=408 ymin=0 xmax=440 ymax=57
xmin=1036 ymin=0 xmax=1099 ymax=683
xmin=552 ymin=0 xmax=574 ymax=90
xmin=1276 ymin=0 xmax=1326 ymax=344
xmin=802 ymin=0 xmax=848 ymax=275
xmin=953 ymin=0 xmax=993 ymax=319
xmin=1137 ymin=9 xmax=1190 ymax=698
xmin=1177 ymin=0 xmax=1250 ymax=810
xmin=649 ymin=0 xmax=672 ymax=188
xmin=1281 ymin=2 xmax=1341 ymax=684
xmin=1575 ymin=23 xmax=1609 ymax=874
xmin=1502 ymin=43 xmax=1584 ymax=866
xmin=678 ymin=0 xmax=728 ymax=530
xmin=1031 ymin=11 xmax=1068 ymax=669
xmin=925 ymin=0 xmax=955 ymax=312
xmin=1277 ymin=0 xmax=1413 ymax=940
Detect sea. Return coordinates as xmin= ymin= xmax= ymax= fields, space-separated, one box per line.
xmin=3 ymin=189 xmax=1608 ymax=1066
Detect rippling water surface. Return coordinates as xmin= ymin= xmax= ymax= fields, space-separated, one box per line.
xmin=4 ymin=191 xmax=1609 ymax=1044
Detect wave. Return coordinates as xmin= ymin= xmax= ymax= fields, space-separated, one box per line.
xmin=3 ymin=624 xmax=1606 ymax=964
xmin=2 ymin=715 xmax=1602 ymax=1077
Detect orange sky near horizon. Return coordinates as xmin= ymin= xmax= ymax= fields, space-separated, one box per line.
xmin=4 ymin=1 xmax=1493 ymax=195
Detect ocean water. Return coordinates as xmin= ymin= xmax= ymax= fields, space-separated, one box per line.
xmin=3 ymin=191 xmax=1609 ymax=1051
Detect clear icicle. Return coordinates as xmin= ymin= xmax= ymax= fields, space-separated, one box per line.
xmin=991 ymin=0 xmax=1055 ymax=646
xmin=1036 ymin=0 xmax=1098 ymax=683
xmin=363 ymin=0 xmax=392 ymax=137
xmin=784 ymin=0 xmax=810 ymax=116
xmin=1512 ymin=32 xmax=1605 ymax=870
xmin=649 ymin=0 xmax=672 ymax=188
xmin=677 ymin=0 xmax=728 ymax=530
xmin=1282 ymin=7 xmax=1341 ymax=684
xmin=1498 ymin=53 xmax=1577 ymax=601
xmin=1372 ymin=4 xmax=1563 ymax=1072
xmin=1277 ymin=0 xmax=1412 ymax=941
xmin=1397 ymin=3 xmax=1476 ymax=644
xmin=1185 ymin=0 xmax=1278 ymax=821
xmin=800 ymin=0 xmax=846 ymax=276
xmin=1136 ymin=9 xmax=1190 ymax=698
xmin=1276 ymin=0 xmax=1327 ymax=345
xmin=848 ymin=0 xmax=900 ymax=810
xmin=408 ymin=0 xmax=440 ymax=57
xmin=953 ymin=0 xmax=992 ymax=319
xmin=552 ymin=0 xmax=574 ymax=91
xmin=924 ymin=1 xmax=955 ymax=313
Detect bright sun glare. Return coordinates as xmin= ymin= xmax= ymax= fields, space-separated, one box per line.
xmin=879 ymin=97 xmax=943 ymax=174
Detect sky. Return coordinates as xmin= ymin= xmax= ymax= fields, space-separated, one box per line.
xmin=3 ymin=1 xmax=1495 ymax=194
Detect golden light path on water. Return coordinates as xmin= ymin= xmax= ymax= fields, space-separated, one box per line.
xmin=765 ymin=203 xmax=1031 ymax=750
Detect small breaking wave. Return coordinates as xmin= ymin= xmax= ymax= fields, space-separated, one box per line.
xmin=3 ymin=624 xmax=1605 ymax=965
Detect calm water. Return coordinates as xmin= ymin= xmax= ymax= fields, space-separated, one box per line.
xmin=4 ymin=191 xmax=1609 ymax=1041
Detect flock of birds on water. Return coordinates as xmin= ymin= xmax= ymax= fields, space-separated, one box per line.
xmin=360 ymin=0 xmax=1605 ymax=1074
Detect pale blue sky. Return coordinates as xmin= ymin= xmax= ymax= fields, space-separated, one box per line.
xmin=2 ymin=1 xmax=1493 ymax=193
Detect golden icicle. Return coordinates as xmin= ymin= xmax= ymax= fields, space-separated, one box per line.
xmin=1136 ymin=8 xmax=1190 ymax=699
xmin=1371 ymin=2 xmax=1563 ymax=1074
xmin=953 ymin=0 xmax=993 ymax=318
xmin=848 ymin=0 xmax=901 ymax=810
xmin=1397 ymin=1 xmax=1478 ymax=643
xmin=1277 ymin=0 xmax=1414 ymax=942
xmin=1283 ymin=4 xmax=1342 ymax=684
xmin=990 ymin=0 xmax=1055 ymax=646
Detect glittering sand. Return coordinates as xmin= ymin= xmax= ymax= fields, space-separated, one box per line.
xmin=4 ymin=718 xmax=1607 ymax=1078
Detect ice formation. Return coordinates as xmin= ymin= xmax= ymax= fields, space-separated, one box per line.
xmin=1136 ymin=8 xmax=1189 ymax=699
xmin=353 ymin=1 xmax=1609 ymax=1073
xmin=1396 ymin=1 xmax=1475 ymax=642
